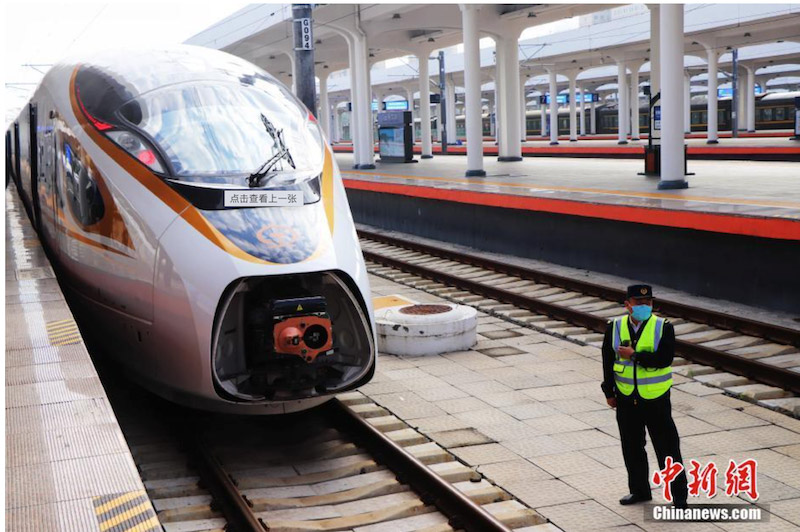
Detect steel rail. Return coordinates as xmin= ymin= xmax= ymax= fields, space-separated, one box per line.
xmin=358 ymin=229 xmax=800 ymax=348
xmin=327 ymin=399 xmax=512 ymax=532
xmin=182 ymin=427 xmax=266 ymax=532
xmin=362 ymin=247 xmax=800 ymax=397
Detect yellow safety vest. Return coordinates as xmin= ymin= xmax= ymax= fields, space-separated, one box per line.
xmin=612 ymin=314 xmax=672 ymax=400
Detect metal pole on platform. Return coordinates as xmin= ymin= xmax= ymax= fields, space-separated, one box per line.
xmin=293 ymin=4 xmax=316 ymax=116
xmin=438 ymin=51 xmax=448 ymax=154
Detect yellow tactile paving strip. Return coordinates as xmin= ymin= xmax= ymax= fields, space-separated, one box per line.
xmin=373 ymin=294 xmax=415 ymax=310
xmin=92 ymin=491 xmax=160 ymax=532
xmin=46 ymin=319 xmax=82 ymax=346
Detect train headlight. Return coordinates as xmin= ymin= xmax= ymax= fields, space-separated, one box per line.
xmin=106 ymin=131 xmax=165 ymax=173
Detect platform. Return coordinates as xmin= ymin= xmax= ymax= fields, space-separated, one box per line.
xmin=5 ymin=188 xmax=158 ymax=531
xmin=338 ymin=153 xmax=800 ymax=313
xmin=332 ymin=135 xmax=800 ymax=161
xmin=359 ymin=273 xmax=800 ymax=531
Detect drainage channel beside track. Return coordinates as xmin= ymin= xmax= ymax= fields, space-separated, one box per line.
xmin=357 ymin=229 xmax=800 ymax=415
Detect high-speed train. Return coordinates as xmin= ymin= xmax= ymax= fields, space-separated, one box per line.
xmin=6 ymin=46 xmax=376 ymax=414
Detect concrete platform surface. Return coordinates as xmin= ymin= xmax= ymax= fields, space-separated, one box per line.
xmin=5 ymin=188 xmax=158 ymax=531
xmin=336 ymin=153 xmax=800 ymax=223
xmin=355 ymin=271 xmax=800 ymax=531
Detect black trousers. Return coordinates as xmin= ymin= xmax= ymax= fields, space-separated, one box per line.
xmin=616 ymin=391 xmax=688 ymax=504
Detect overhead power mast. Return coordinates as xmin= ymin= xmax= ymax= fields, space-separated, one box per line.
xmin=293 ymin=4 xmax=317 ymax=116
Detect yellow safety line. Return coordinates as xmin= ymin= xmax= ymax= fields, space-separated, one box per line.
xmin=52 ymin=338 xmax=82 ymax=346
xmin=46 ymin=319 xmax=75 ymax=329
xmin=49 ymin=333 xmax=81 ymax=343
xmin=99 ymin=501 xmax=153 ymax=531
xmin=47 ymin=324 xmax=78 ymax=334
xmin=94 ymin=491 xmax=145 ymax=515
xmin=343 ymin=169 xmax=800 ymax=210
xmin=48 ymin=326 xmax=79 ymax=336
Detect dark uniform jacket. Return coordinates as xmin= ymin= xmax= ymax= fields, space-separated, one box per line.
xmin=600 ymin=316 xmax=676 ymax=400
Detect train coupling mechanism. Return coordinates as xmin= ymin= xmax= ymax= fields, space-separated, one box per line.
xmin=271 ymin=297 xmax=333 ymax=363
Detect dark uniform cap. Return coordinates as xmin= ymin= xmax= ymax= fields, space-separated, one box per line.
xmin=627 ymin=284 xmax=653 ymax=298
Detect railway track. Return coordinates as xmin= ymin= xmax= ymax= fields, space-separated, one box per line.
xmin=357 ymin=229 xmax=800 ymax=406
xmin=108 ymin=379 xmax=544 ymax=532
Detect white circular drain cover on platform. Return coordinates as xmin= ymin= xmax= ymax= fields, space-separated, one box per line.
xmin=375 ymin=304 xmax=477 ymax=356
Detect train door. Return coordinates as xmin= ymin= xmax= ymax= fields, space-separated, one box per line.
xmin=14 ymin=122 xmax=21 ymax=187
xmin=29 ymin=103 xmax=42 ymax=233
xmin=5 ymin=131 xmax=11 ymax=188
xmin=38 ymin=103 xmax=58 ymax=247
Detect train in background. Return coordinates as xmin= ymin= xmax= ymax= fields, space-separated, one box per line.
xmin=404 ymin=91 xmax=799 ymax=140
xmin=6 ymin=45 xmax=376 ymax=414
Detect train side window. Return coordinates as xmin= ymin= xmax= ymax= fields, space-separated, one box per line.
xmin=763 ymin=108 xmax=773 ymax=121
xmin=775 ymin=107 xmax=786 ymax=121
xmin=691 ymin=112 xmax=700 ymax=125
xmin=62 ymin=140 xmax=105 ymax=226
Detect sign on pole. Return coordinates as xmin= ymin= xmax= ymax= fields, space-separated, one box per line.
xmin=296 ymin=17 xmax=313 ymax=50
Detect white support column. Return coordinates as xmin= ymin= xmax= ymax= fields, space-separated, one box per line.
xmin=352 ymin=33 xmax=375 ymax=169
xmin=659 ymin=3 xmax=687 ymax=189
xmin=590 ymin=98 xmax=597 ymax=135
xmin=684 ymin=72 xmax=691 ymax=134
xmin=460 ymin=4 xmax=486 ymax=177
xmin=521 ymin=78 xmax=528 ymax=140
xmin=318 ymin=72 xmax=331 ymax=139
xmin=334 ymin=107 xmax=342 ymax=142
xmin=616 ymin=60 xmax=628 ymax=144
xmin=488 ymin=95 xmax=496 ymax=137
xmin=706 ymin=49 xmax=719 ymax=143
xmin=548 ymin=68 xmax=559 ymax=145
xmin=737 ymin=68 xmax=746 ymax=132
xmin=629 ymin=63 xmax=642 ymax=141
xmin=445 ymin=77 xmax=457 ymax=142
xmin=541 ymin=104 xmax=547 ymax=137
xmin=417 ymin=53 xmax=433 ymax=158
xmin=568 ymin=74 xmax=578 ymax=141
xmin=649 ymin=5 xmax=661 ymax=97
xmin=405 ymin=87 xmax=416 ymax=137
xmin=494 ymin=53 xmax=504 ymax=149
xmin=746 ymin=66 xmax=756 ymax=132
xmin=579 ymin=85 xmax=586 ymax=137
xmin=496 ymin=34 xmax=522 ymax=161
xmin=346 ymin=43 xmax=362 ymax=166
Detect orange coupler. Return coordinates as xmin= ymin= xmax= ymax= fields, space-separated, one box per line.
xmin=271 ymin=297 xmax=333 ymax=363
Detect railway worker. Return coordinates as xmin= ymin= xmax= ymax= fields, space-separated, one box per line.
xmin=600 ymin=284 xmax=688 ymax=508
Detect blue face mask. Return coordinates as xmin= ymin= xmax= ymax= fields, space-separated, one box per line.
xmin=631 ymin=304 xmax=652 ymax=321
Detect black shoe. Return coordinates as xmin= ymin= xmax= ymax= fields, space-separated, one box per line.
xmin=673 ymin=500 xmax=688 ymax=509
xmin=619 ymin=493 xmax=653 ymax=505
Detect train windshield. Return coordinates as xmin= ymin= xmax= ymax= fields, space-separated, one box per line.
xmin=120 ymin=78 xmax=323 ymax=181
